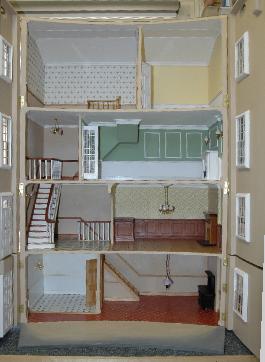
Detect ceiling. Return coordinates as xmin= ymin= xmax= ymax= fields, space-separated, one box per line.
xmin=144 ymin=19 xmax=221 ymax=65
xmin=27 ymin=109 xmax=222 ymax=128
xmin=28 ymin=18 xmax=220 ymax=65
xmin=29 ymin=22 xmax=138 ymax=63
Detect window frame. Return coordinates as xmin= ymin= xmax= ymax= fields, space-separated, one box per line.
xmin=236 ymin=193 xmax=250 ymax=242
xmin=236 ymin=110 xmax=250 ymax=169
xmin=233 ymin=267 xmax=248 ymax=322
xmin=0 ymin=35 xmax=13 ymax=83
xmin=0 ymin=113 xmax=12 ymax=169
xmin=235 ymin=31 xmax=249 ymax=82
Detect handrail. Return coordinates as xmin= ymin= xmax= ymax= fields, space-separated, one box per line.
xmin=26 ymin=157 xmax=78 ymax=162
xmin=45 ymin=184 xmax=55 ymax=224
xmin=57 ymin=216 xmax=111 ymax=241
xmin=26 ymin=184 xmax=40 ymax=236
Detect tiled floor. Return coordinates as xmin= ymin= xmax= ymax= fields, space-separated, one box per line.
xmin=29 ymin=295 xmax=219 ymax=325
xmin=30 ymin=294 xmax=96 ymax=313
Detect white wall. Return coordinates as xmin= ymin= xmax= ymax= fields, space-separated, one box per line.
xmin=101 ymin=161 xmax=203 ymax=180
xmin=27 ymin=255 xmax=44 ymax=307
xmin=43 ymin=253 xmax=97 ymax=295
xmin=106 ymin=254 xmax=211 ymax=296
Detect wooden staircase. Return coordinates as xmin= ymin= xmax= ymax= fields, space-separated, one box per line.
xmin=28 ymin=184 xmax=61 ymax=250
xmin=104 ymin=259 xmax=140 ymax=302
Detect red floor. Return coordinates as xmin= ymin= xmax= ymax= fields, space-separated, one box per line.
xmin=28 ymin=296 xmax=219 ymax=326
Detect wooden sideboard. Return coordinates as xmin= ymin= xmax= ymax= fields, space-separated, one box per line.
xmin=114 ymin=218 xmax=205 ymax=242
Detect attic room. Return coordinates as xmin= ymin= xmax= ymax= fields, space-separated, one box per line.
xmin=25 ymin=18 xmax=224 ymax=109
xmin=25 ymin=109 xmax=224 ymax=181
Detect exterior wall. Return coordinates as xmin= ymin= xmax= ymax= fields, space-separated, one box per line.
xmin=152 ymin=65 xmax=209 ymax=106
xmin=228 ymin=0 xmax=265 ymax=357
xmin=0 ymin=1 xmax=15 ymax=192
xmin=233 ymin=1 xmax=265 ymax=268
xmin=232 ymin=257 xmax=262 ymax=357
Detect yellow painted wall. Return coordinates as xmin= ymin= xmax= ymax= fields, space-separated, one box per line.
xmin=152 ymin=66 xmax=209 ymax=105
xmin=208 ymin=35 xmax=222 ymax=102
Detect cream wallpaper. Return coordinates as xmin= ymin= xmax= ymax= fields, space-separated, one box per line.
xmin=27 ymin=35 xmax=45 ymax=102
xmin=115 ymin=186 xmax=209 ymax=219
xmin=44 ymin=64 xmax=136 ymax=105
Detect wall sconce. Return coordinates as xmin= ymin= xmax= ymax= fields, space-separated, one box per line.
xmin=50 ymin=118 xmax=63 ymax=136
xmin=204 ymin=136 xmax=210 ymax=145
xmin=0 ymin=6 xmax=6 ymax=15
xmin=215 ymin=127 xmax=223 ymax=140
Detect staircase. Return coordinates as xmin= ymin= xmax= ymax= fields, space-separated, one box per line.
xmin=104 ymin=259 xmax=140 ymax=301
xmin=28 ymin=184 xmax=61 ymax=250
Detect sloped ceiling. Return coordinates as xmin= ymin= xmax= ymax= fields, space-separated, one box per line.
xmin=28 ymin=18 xmax=220 ymax=65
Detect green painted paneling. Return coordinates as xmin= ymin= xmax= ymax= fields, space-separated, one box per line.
xmin=144 ymin=132 xmax=160 ymax=158
xmin=100 ymin=127 xmax=208 ymax=161
xmin=99 ymin=127 xmax=118 ymax=160
xmin=186 ymin=132 xmax=203 ymax=158
xmin=165 ymin=132 xmax=182 ymax=158
xmin=117 ymin=124 xmax=138 ymax=143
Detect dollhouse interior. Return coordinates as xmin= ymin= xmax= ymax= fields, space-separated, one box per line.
xmin=27 ymin=252 xmax=221 ymax=326
xmin=23 ymin=17 xmax=225 ymax=330
xmin=26 ymin=109 xmax=223 ymax=181
xmin=26 ymin=18 xmax=223 ymax=109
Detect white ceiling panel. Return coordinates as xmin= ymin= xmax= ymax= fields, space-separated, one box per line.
xmin=27 ymin=110 xmax=222 ymax=128
xmin=144 ymin=36 xmax=216 ymax=65
xmin=36 ymin=37 xmax=138 ymax=63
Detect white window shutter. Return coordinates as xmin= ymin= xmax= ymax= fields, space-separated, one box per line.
xmin=0 ymin=193 xmax=13 ymax=259
xmin=82 ymin=126 xmax=98 ymax=179
xmin=0 ymin=256 xmax=14 ymax=337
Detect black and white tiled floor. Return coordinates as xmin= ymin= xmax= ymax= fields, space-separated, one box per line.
xmin=31 ymin=294 xmax=96 ymax=313
xmin=0 ymin=328 xmax=253 ymax=357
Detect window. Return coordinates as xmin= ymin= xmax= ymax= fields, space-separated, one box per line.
xmin=236 ymin=111 xmax=250 ymax=168
xmin=235 ymin=32 xmax=249 ymax=81
xmin=0 ymin=113 xmax=12 ymax=168
xmin=0 ymin=36 xmax=13 ymax=82
xmin=233 ymin=268 xmax=248 ymax=322
xmin=236 ymin=193 xmax=250 ymax=242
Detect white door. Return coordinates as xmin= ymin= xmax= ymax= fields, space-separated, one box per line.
xmin=0 ymin=256 xmax=13 ymax=337
xmin=0 ymin=193 xmax=13 ymax=259
xmin=141 ymin=63 xmax=151 ymax=109
xmin=82 ymin=126 xmax=99 ymax=179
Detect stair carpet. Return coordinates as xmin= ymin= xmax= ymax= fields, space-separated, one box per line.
xmin=28 ymin=184 xmax=54 ymax=250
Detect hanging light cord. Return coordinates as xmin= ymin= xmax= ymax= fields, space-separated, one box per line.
xmin=166 ymin=254 xmax=171 ymax=279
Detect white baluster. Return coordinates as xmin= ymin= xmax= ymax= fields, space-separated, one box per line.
xmin=39 ymin=159 xmax=42 ymax=180
xmin=51 ymin=160 xmax=54 ymax=180
xmin=45 ymin=160 xmax=48 ymax=180
xmin=103 ymin=223 xmax=105 ymax=241
xmin=33 ymin=159 xmax=36 ymax=180
xmin=28 ymin=159 xmax=32 ymax=180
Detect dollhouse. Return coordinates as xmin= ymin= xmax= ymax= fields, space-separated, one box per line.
xmin=0 ymin=0 xmax=264 ymax=359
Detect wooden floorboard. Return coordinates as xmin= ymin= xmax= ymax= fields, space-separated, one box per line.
xmin=52 ymin=239 xmax=221 ymax=255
